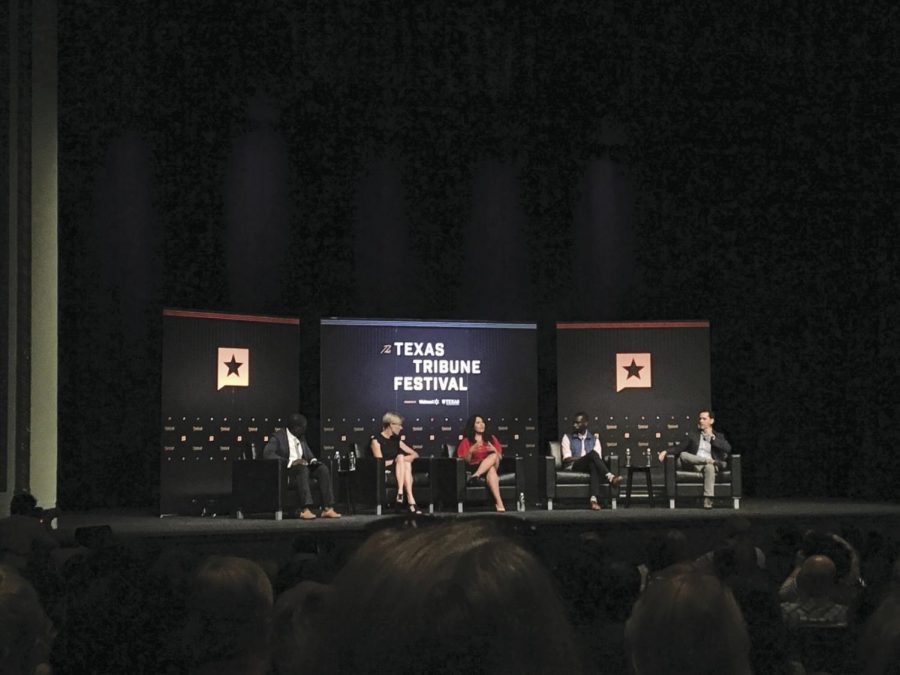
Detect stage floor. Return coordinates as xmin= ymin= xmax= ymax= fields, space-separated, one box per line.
xmin=54 ymin=497 xmax=900 ymax=556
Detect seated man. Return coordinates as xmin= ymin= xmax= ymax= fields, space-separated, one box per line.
xmin=658 ymin=409 xmax=731 ymax=509
xmin=560 ymin=412 xmax=622 ymax=510
xmin=264 ymin=413 xmax=340 ymax=519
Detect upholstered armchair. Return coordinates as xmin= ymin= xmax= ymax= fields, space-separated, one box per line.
xmin=663 ymin=453 xmax=742 ymax=509
xmin=346 ymin=442 xmax=436 ymax=515
xmin=539 ymin=441 xmax=621 ymax=510
xmin=435 ymin=443 xmax=525 ymax=513
xmin=231 ymin=457 xmax=332 ymax=520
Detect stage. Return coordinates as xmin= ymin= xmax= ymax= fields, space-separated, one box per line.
xmin=52 ymin=498 xmax=900 ymax=566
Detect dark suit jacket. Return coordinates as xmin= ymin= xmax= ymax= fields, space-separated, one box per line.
xmin=263 ymin=428 xmax=316 ymax=466
xmin=671 ymin=431 xmax=732 ymax=468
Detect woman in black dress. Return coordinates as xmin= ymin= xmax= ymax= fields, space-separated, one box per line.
xmin=370 ymin=411 xmax=420 ymax=513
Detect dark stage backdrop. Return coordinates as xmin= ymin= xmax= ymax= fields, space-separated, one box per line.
xmin=160 ymin=309 xmax=299 ymax=514
xmin=557 ymin=321 xmax=711 ymax=483
xmin=320 ymin=319 xmax=538 ymax=457
xmin=56 ymin=4 xmax=900 ymax=506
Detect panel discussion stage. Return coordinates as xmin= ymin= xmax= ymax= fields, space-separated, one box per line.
xmin=149 ymin=310 xmax=899 ymax=562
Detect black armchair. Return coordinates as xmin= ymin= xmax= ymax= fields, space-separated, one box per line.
xmin=231 ymin=457 xmax=331 ymax=520
xmin=346 ymin=442 xmax=436 ymax=515
xmin=538 ymin=441 xmax=621 ymax=510
xmin=436 ymin=443 xmax=525 ymax=513
xmin=663 ymin=453 xmax=742 ymax=509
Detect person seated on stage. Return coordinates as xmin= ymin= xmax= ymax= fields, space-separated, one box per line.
xmin=289 ymin=520 xmax=586 ymax=675
xmin=658 ymin=409 xmax=732 ymax=510
xmin=560 ymin=411 xmax=623 ymax=510
xmin=264 ymin=413 xmax=341 ymax=519
xmin=179 ymin=555 xmax=273 ymax=675
xmin=370 ymin=412 xmax=421 ymax=514
xmin=457 ymin=414 xmax=506 ymax=512
xmin=625 ymin=570 xmax=752 ymax=675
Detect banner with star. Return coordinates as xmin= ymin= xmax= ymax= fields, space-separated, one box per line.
xmin=556 ymin=321 xmax=711 ymax=457
xmin=160 ymin=309 xmax=299 ymax=514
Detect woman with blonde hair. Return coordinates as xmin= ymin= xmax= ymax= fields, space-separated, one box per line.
xmin=370 ymin=411 xmax=421 ymax=513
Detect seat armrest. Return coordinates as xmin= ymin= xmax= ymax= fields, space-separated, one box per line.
xmin=730 ymin=454 xmax=742 ymax=497
xmin=432 ymin=457 xmax=466 ymax=502
xmin=537 ymin=455 xmax=556 ymax=500
xmin=351 ymin=456 xmax=386 ymax=505
xmin=608 ymin=454 xmax=621 ymax=496
xmin=665 ymin=455 xmax=677 ymax=497
xmin=499 ymin=455 xmax=522 ymax=474
xmin=499 ymin=456 xmax=525 ymax=498
xmin=231 ymin=459 xmax=285 ymax=514
xmin=411 ymin=456 xmax=435 ymax=475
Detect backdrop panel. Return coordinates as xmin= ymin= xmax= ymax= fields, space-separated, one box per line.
xmin=320 ymin=319 xmax=538 ymax=457
xmin=160 ymin=309 xmax=299 ymax=515
xmin=556 ymin=321 xmax=711 ymax=490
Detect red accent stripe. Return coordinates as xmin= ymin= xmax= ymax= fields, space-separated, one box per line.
xmin=556 ymin=321 xmax=709 ymax=329
xmin=163 ymin=309 xmax=299 ymax=325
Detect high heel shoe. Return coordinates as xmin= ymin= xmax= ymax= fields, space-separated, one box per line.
xmin=408 ymin=503 xmax=422 ymax=515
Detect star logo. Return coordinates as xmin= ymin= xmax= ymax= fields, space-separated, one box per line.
xmin=217 ymin=347 xmax=250 ymax=390
xmin=225 ymin=354 xmax=242 ymax=376
xmin=624 ymin=359 xmax=644 ymax=379
xmin=616 ymin=353 xmax=652 ymax=392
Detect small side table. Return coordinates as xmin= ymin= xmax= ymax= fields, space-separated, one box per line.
xmin=624 ymin=465 xmax=656 ymax=508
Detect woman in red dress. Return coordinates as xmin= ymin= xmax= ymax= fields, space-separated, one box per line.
xmin=456 ymin=414 xmax=505 ymax=512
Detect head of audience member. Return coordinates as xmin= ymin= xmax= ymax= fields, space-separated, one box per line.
xmin=626 ymin=571 xmax=751 ymax=675
xmin=180 ymin=555 xmax=274 ymax=675
xmin=287 ymin=413 xmax=307 ymax=440
xmin=9 ymin=493 xmax=39 ymax=517
xmin=381 ymin=411 xmax=403 ymax=433
xmin=713 ymin=539 xmax=759 ymax=581
xmin=271 ymin=580 xmax=330 ymax=675
xmin=294 ymin=520 xmax=585 ymax=675
xmin=799 ymin=529 xmax=852 ymax=581
xmin=646 ymin=529 xmax=691 ymax=576
xmin=462 ymin=414 xmax=490 ymax=443
xmin=723 ymin=514 xmax=751 ymax=539
xmin=796 ymin=555 xmax=837 ymax=599
xmin=0 ymin=565 xmax=54 ymax=675
xmin=860 ymin=578 xmax=900 ymax=675
xmin=601 ymin=560 xmax=642 ymax=622
xmin=890 ymin=557 xmax=900 ymax=591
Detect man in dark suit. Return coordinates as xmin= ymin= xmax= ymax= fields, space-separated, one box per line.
xmin=658 ymin=410 xmax=731 ymax=509
xmin=264 ymin=413 xmax=341 ymax=519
